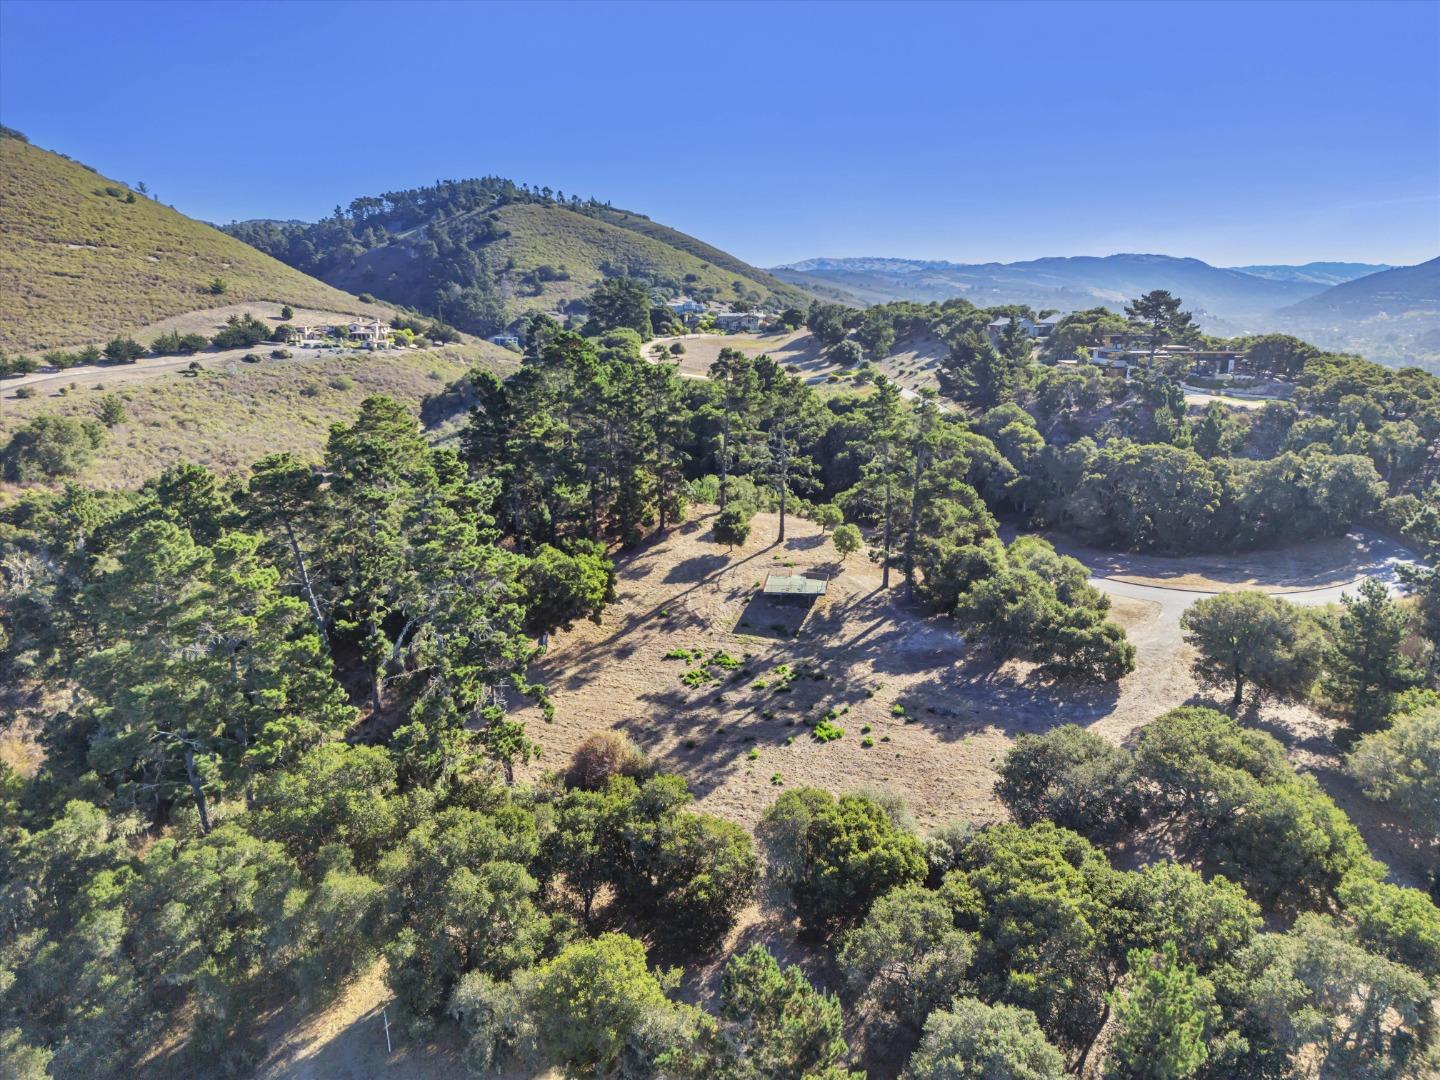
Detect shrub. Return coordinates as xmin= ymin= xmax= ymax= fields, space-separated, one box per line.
xmin=812 ymin=720 xmax=845 ymax=742
xmin=719 ymin=945 xmax=852 ymax=1075
xmin=152 ymin=330 xmax=208 ymax=355
xmin=757 ymin=788 xmax=928 ymax=931
xmin=0 ymin=352 xmax=40 ymax=377
xmin=526 ymin=934 xmax=671 ymax=1074
xmin=211 ymin=313 xmax=273 ymax=349
xmin=839 ymin=884 xmax=975 ymax=1028
xmin=270 ymin=349 xmax=292 ymax=360
xmin=207 ymin=277 xmax=228 ymax=295
xmin=995 ymin=725 xmax=1138 ymax=838
xmin=3 ymin=414 xmax=106 ymax=481
xmin=328 ymin=375 xmax=355 ymax=391
xmin=280 ymin=305 xmax=294 ymax=320
xmin=299 ymin=381 xmax=322 ymax=398
xmin=1344 ymin=706 xmax=1440 ymax=837
xmin=103 ymin=336 xmax=145 ymax=362
xmin=903 ymin=997 xmax=1065 ymax=1080
xmin=564 ymin=732 xmax=646 ymax=790
xmin=96 ymin=394 xmax=127 ymax=428
xmin=713 ymin=502 xmax=754 ymax=548
xmin=13 ymin=385 xmax=36 ymax=399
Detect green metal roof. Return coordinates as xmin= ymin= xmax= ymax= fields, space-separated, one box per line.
xmin=763 ymin=574 xmax=827 ymax=596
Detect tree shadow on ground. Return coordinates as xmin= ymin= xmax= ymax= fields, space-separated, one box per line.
xmin=733 ymin=591 xmax=820 ymax=639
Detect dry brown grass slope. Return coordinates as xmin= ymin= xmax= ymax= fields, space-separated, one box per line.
xmin=0 ymin=134 xmax=383 ymax=352
xmin=0 ymin=346 xmax=515 ymax=491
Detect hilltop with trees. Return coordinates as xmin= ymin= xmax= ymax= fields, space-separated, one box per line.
xmin=224 ymin=177 xmax=813 ymax=336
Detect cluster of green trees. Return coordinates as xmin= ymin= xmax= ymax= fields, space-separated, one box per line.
xmin=0 ymin=388 xmax=637 ymax=1075
xmin=1180 ymin=578 xmax=1432 ymax=729
xmin=989 ymin=710 xmax=1440 ymax=1077
xmin=454 ymin=326 xmax=1134 ymax=681
xmin=801 ymin=294 xmax=1438 ymax=556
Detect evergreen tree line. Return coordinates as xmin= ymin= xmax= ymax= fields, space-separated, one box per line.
xmin=801 ymin=294 xmax=1438 ymax=555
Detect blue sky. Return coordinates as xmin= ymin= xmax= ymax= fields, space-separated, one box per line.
xmin=2 ymin=0 xmax=1437 ymax=267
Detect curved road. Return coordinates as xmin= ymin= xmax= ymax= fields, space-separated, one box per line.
xmin=1076 ymin=529 xmax=1417 ymax=649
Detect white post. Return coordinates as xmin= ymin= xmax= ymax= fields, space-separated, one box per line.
xmin=382 ymin=1006 xmax=392 ymax=1055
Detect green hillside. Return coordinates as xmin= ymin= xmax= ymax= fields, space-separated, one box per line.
xmin=0 ymin=132 xmax=382 ymax=352
xmin=224 ymin=178 xmax=814 ymax=334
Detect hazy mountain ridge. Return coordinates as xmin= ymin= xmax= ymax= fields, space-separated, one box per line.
xmin=1229 ymin=261 xmax=1393 ymax=286
xmin=774 ymin=253 xmax=1440 ymax=366
xmin=772 ymin=253 xmax=1323 ymax=329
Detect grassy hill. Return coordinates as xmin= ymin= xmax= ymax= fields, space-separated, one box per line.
xmin=225 ymin=178 xmax=814 ymax=334
xmin=0 ymin=345 xmax=508 ymax=491
xmin=0 ymin=132 xmax=384 ymax=352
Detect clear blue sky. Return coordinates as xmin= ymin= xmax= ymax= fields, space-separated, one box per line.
xmin=2 ymin=0 xmax=1437 ymax=268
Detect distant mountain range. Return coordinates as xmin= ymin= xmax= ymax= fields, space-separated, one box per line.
xmin=772 ymin=253 xmax=1439 ymax=367
xmin=1226 ymin=262 xmax=1392 ymax=286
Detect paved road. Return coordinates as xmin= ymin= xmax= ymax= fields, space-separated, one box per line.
xmin=1075 ymin=529 xmax=1417 ymax=649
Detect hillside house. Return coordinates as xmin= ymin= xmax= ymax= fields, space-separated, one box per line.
xmin=666 ymin=297 xmax=705 ymax=314
xmin=1189 ymin=348 xmax=1247 ymax=376
xmin=288 ymin=325 xmax=332 ymax=347
xmin=348 ymin=320 xmax=391 ymax=347
xmin=986 ymin=315 xmax=1036 ymax=346
xmin=716 ymin=311 xmax=763 ymax=333
xmin=985 ymin=314 xmax=1063 ymax=347
xmin=489 ymin=333 xmax=522 ymax=349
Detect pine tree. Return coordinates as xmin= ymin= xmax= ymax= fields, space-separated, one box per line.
xmin=1105 ymin=944 xmax=1217 ymax=1080
xmin=1329 ymin=578 xmax=1421 ymax=731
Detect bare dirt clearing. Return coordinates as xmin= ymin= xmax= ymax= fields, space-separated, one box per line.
xmin=513 ymin=509 xmax=1429 ymax=887
xmin=649 ymin=328 xmax=947 ymax=401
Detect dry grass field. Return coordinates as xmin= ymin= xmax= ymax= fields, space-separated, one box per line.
xmin=511 ymin=509 xmax=1166 ymax=829
xmin=509 ymin=508 xmax=1431 ymax=888
xmin=0 ymin=135 xmax=380 ymax=352
xmin=0 ymin=346 xmax=513 ymax=490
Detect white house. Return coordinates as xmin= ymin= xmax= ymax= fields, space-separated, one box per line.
xmin=666 ymin=297 xmax=705 ymax=314
xmin=489 ymin=333 xmax=522 ymax=349
xmin=347 ymin=320 xmax=391 ymax=347
xmin=715 ymin=311 xmax=763 ymax=333
xmin=288 ymin=325 xmax=331 ymax=347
